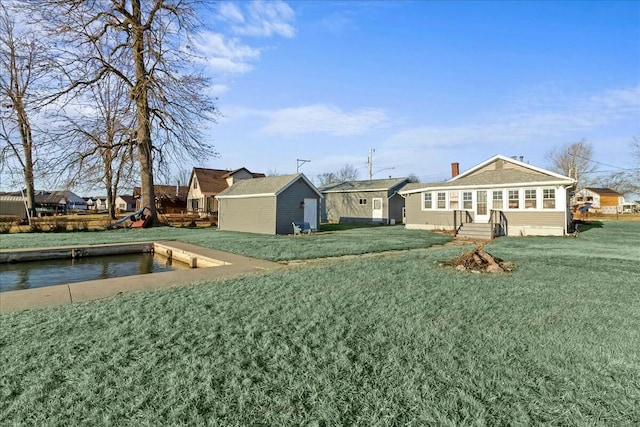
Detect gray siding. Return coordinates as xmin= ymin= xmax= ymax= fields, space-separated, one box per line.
xmin=502 ymin=211 xmax=565 ymax=227
xmin=404 ymin=193 xmax=465 ymax=228
xmin=0 ymin=200 xmax=27 ymax=219
xmin=276 ymin=180 xmax=320 ymax=234
xmin=218 ymin=196 xmax=276 ymax=234
xmin=323 ymin=190 xmax=389 ymax=223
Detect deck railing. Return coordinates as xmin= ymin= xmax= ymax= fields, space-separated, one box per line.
xmin=453 ymin=210 xmax=473 ymax=237
xmin=489 ymin=209 xmax=508 ymax=238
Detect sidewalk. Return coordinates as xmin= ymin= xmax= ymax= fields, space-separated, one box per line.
xmin=0 ymin=241 xmax=282 ymax=314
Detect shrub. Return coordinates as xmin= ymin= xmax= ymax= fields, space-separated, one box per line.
xmin=70 ymin=219 xmax=89 ymax=232
xmin=0 ymin=220 xmax=12 ymax=233
xmin=47 ymin=217 xmax=68 ymax=233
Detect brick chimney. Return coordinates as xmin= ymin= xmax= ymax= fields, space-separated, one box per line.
xmin=451 ymin=162 xmax=460 ymax=178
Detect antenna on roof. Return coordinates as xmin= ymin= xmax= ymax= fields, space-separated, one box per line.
xmin=296 ymin=159 xmax=310 ymax=173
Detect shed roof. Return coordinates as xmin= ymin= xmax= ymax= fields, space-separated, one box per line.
xmin=581 ymin=187 xmax=623 ymax=196
xmin=320 ymin=178 xmax=409 ymax=193
xmin=217 ymin=174 xmax=322 ymax=198
xmin=133 ymin=185 xmax=189 ymax=199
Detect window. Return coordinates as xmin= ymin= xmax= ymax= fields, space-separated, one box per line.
xmin=193 ymin=177 xmax=198 ymax=189
xmin=462 ymin=192 xmax=472 ymax=209
xmin=508 ymin=190 xmax=519 ymax=209
xmin=437 ymin=192 xmax=446 ymax=209
xmin=118 ymin=203 xmax=126 ymax=210
xmin=191 ymin=199 xmax=199 ymax=210
xmin=359 ymin=198 xmax=367 ymax=205
xmin=449 ymin=191 xmax=459 ymax=209
xmin=543 ymin=188 xmax=556 ymax=209
xmin=492 ymin=191 xmax=503 ymax=210
xmin=423 ymin=193 xmax=432 ymax=209
xmin=525 ymin=189 xmax=537 ymax=209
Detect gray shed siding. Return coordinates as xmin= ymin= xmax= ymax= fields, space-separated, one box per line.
xmin=323 ymin=190 xmax=389 ymax=223
xmin=0 ymin=199 xmax=27 ymax=219
xmin=275 ymin=179 xmax=320 ymax=234
xmin=218 ymin=196 xmax=276 ymax=234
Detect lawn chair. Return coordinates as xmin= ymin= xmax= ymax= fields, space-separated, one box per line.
xmin=292 ymin=222 xmax=314 ymax=236
xmin=292 ymin=222 xmax=302 ymax=236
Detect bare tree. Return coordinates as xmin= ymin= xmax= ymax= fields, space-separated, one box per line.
xmin=51 ymin=75 xmax=138 ymax=219
xmin=38 ymin=0 xmax=218 ymax=224
xmin=317 ymin=164 xmax=361 ymax=186
xmin=0 ymin=5 xmax=49 ymax=218
xmin=407 ymin=173 xmax=420 ymax=183
xmin=595 ymin=136 xmax=640 ymax=196
xmin=545 ymin=139 xmax=597 ymax=189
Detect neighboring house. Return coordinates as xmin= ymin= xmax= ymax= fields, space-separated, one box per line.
xmin=115 ymin=195 xmax=136 ymax=212
xmin=1 ymin=190 xmax=87 ymax=217
xmin=186 ymin=167 xmax=265 ymax=215
xmin=319 ymin=178 xmax=410 ymax=224
xmin=0 ymin=195 xmax=28 ymax=220
xmin=399 ymin=155 xmax=576 ymax=237
xmin=572 ymin=187 xmax=624 ymax=214
xmin=133 ymin=185 xmax=189 ymax=214
xmin=216 ymin=174 xmax=322 ymax=235
xmin=83 ymin=197 xmax=108 ymax=211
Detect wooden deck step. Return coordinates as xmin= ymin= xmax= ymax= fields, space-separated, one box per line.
xmin=456 ymin=223 xmax=493 ymax=240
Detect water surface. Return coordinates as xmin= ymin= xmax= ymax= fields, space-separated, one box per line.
xmin=0 ymin=253 xmax=189 ymax=292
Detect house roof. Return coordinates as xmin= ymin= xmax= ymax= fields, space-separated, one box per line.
xmin=400 ymin=155 xmax=575 ymax=194
xmin=580 ymin=187 xmax=623 ymax=196
xmin=117 ymin=195 xmax=136 ymax=203
xmin=133 ymin=185 xmax=189 ymax=199
xmin=217 ymin=174 xmax=322 ymax=198
xmin=319 ymin=178 xmax=409 ymax=193
xmin=191 ymin=167 xmax=265 ymax=195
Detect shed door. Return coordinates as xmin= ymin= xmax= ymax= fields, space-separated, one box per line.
xmin=303 ymin=198 xmax=318 ymax=228
xmin=372 ymin=198 xmax=383 ymax=222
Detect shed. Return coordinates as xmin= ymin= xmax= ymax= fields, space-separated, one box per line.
xmin=216 ymin=174 xmax=322 ymax=235
xmin=319 ymin=178 xmax=409 ymax=224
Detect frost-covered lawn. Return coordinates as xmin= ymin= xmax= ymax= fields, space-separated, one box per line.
xmin=1 ymin=222 xmax=639 ymax=425
xmin=0 ymin=225 xmax=450 ymax=261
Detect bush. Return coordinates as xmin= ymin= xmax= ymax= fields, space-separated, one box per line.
xmin=46 ymin=217 xmax=68 ymax=233
xmin=70 ymin=219 xmax=89 ymax=232
xmin=0 ymin=220 xmax=12 ymax=233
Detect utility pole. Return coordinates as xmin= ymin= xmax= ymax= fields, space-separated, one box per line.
xmin=296 ymin=159 xmax=310 ymax=173
xmin=367 ymin=148 xmax=375 ymax=180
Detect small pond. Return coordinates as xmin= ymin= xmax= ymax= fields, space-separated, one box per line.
xmin=0 ymin=253 xmax=189 ymax=292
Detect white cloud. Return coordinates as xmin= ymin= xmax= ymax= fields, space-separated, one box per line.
xmin=217 ymin=2 xmax=245 ymax=24
xmin=193 ymin=32 xmax=260 ymax=74
xmin=218 ymin=0 xmax=296 ymax=38
xmin=386 ymin=85 xmax=640 ymax=150
xmin=229 ymin=104 xmax=391 ymax=136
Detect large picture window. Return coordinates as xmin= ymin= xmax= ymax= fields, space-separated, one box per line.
xmin=437 ymin=192 xmax=446 ymax=209
xmin=525 ymin=189 xmax=537 ymax=209
xmin=462 ymin=192 xmax=472 ymax=209
xmin=543 ymin=188 xmax=556 ymax=209
xmin=508 ymin=190 xmax=519 ymax=209
xmin=423 ymin=193 xmax=432 ymax=209
xmin=492 ymin=190 xmax=503 ymax=210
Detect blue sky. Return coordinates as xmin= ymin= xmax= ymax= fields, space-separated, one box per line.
xmin=193 ymin=0 xmax=639 ymax=184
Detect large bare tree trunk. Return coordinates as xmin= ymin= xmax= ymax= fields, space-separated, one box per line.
xmin=131 ymin=0 xmax=156 ymax=223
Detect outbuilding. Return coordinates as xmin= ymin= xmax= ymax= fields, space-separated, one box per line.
xmin=216 ymin=174 xmax=322 ymax=235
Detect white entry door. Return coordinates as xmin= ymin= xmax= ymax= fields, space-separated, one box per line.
xmin=372 ymin=197 xmax=383 ymax=222
xmin=476 ymin=190 xmax=490 ymax=223
xmin=303 ymin=198 xmax=318 ymax=228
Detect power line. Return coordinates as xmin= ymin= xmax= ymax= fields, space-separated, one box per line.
xmin=569 ymin=152 xmax=637 ymax=171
